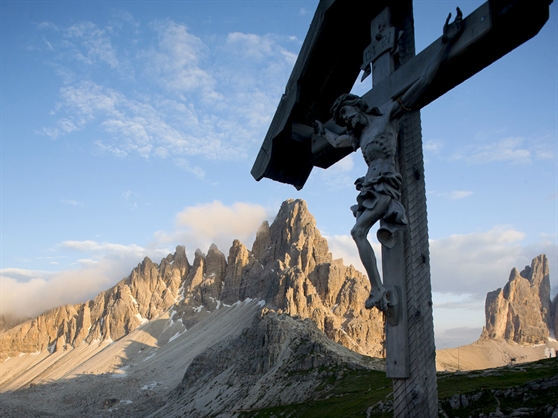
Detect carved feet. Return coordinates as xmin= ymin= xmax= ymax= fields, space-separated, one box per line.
xmin=365 ymin=287 xmax=389 ymax=311
xmin=366 ymin=286 xmax=400 ymax=326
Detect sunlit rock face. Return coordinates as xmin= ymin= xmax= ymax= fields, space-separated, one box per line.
xmin=0 ymin=199 xmax=384 ymax=359
xmin=482 ymin=254 xmax=552 ymax=344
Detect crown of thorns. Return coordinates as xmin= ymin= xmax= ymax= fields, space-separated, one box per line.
xmin=330 ymin=93 xmax=382 ymax=126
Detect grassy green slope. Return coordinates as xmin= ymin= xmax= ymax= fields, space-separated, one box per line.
xmin=237 ymin=358 xmax=558 ymax=418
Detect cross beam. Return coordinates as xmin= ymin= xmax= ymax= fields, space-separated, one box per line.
xmin=251 ymin=0 xmax=552 ymax=190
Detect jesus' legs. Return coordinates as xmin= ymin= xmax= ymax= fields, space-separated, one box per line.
xmin=350 ymin=195 xmax=391 ymax=311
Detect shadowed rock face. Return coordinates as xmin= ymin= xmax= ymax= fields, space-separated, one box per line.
xmin=482 ymin=255 xmax=552 ymax=344
xmin=0 ymin=199 xmax=385 ymax=359
xmin=154 ymin=310 xmax=383 ymax=418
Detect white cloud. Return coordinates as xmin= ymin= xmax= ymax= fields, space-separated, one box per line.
xmin=451 ymin=136 xmax=532 ymax=164
xmin=40 ymin=19 xmax=299 ymax=167
xmin=37 ymin=22 xmax=59 ymax=31
xmin=424 ymin=139 xmax=443 ymax=154
xmin=57 ymin=240 xmax=168 ymax=260
xmin=435 ymin=326 xmax=483 ymax=350
xmin=226 ymin=32 xmax=276 ymax=60
xmin=315 ymin=154 xmax=359 ymax=191
xmin=1 ymin=261 xmax=119 ymax=319
xmin=142 ymin=20 xmax=216 ymax=96
xmin=324 ymin=232 xmax=381 ymax=278
xmin=430 ymin=190 xmax=474 ymax=200
xmin=153 ymin=201 xmax=271 ymax=257
xmin=173 ymin=158 xmax=206 ymax=179
xmin=0 ymin=268 xmax=56 ymax=281
xmin=61 ymin=199 xmax=84 ymax=206
xmin=429 ymin=226 xmax=549 ymax=298
xmin=432 ymin=292 xmax=485 ymax=311
xmin=65 ymin=21 xmax=120 ymax=69
xmin=326 ymin=224 xmax=556 ymax=315
xmin=40 ymin=117 xmax=79 ymax=139
xmin=0 ymin=241 xmax=176 ymax=319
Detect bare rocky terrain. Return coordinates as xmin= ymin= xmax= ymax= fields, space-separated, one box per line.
xmin=0 ymin=300 xmax=264 ymax=417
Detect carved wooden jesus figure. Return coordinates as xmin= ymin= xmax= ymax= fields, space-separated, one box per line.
xmin=314 ymin=8 xmax=463 ymax=313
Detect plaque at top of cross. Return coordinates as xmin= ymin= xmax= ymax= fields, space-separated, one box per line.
xmin=252 ymin=1 xmax=552 ymax=417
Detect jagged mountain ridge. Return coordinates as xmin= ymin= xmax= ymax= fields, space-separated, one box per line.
xmin=0 ymin=199 xmax=384 ymax=361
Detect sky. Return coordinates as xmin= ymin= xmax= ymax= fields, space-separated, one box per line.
xmin=1 ymin=0 xmax=557 ymax=350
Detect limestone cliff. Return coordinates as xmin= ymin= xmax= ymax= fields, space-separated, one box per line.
xmin=0 ymin=199 xmax=384 ymax=360
xmin=153 ymin=310 xmax=383 ymax=418
xmin=481 ymin=254 xmax=552 ymax=344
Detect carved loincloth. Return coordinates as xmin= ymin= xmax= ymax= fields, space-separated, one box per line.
xmin=350 ymin=172 xmax=408 ymax=248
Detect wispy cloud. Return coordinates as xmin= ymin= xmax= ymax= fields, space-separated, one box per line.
xmin=39 ymin=19 xmax=297 ymax=168
xmin=1 ymin=261 xmax=123 ymax=319
xmin=430 ymin=190 xmax=474 ymax=200
xmin=61 ymin=198 xmax=84 ymax=206
xmin=57 ymin=240 xmax=168 ymax=260
xmin=64 ymin=21 xmax=120 ymax=69
xmin=435 ymin=326 xmax=483 ymax=349
xmin=424 ymin=139 xmax=443 ymax=154
xmin=450 ymin=137 xmax=533 ymax=164
xmin=430 ymin=226 xmax=538 ymax=298
xmin=328 ymin=224 xmax=557 ymax=302
xmin=141 ymin=20 xmax=217 ymax=97
xmin=314 ymin=154 xmax=357 ymax=191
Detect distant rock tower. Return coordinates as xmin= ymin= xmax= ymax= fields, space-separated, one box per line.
xmin=481 ymin=254 xmax=552 ymax=344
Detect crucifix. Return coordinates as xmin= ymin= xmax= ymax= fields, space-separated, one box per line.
xmin=252 ymin=1 xmax=552 ymax=416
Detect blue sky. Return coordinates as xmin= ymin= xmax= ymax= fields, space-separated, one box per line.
xmin=1 ymin=0 xmax=557 ymax=349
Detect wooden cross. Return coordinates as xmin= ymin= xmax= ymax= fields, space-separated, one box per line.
xmin=252 ymin=1 xmax=552 ymax=416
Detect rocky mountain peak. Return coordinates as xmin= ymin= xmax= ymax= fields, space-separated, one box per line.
xmin=262 ymin=199 xmax=332 ymax=274
xmin=482 ymin=254 xmax=553 ymax=344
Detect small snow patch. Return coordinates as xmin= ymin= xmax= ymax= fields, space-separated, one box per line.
xmin=193 ymin=305 xmax=204 ymax=313
xmin=169 ymin=330 xmax=186 ymax=343
xmin=141 ymin=381 xmax=158 ymax=391
xmin=142 ymin=350 xmax=158 ymax=362
xmin=257 ymin=300 xmax=266 ymax=308
xmin=135 ymin=313 xmax=149 ymax=325
xmin=129 ymin=294 xmax=139 ymax=306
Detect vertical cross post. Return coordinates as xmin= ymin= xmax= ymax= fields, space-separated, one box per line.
xmin=369 ymin=3 xmax=438 ymax=416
